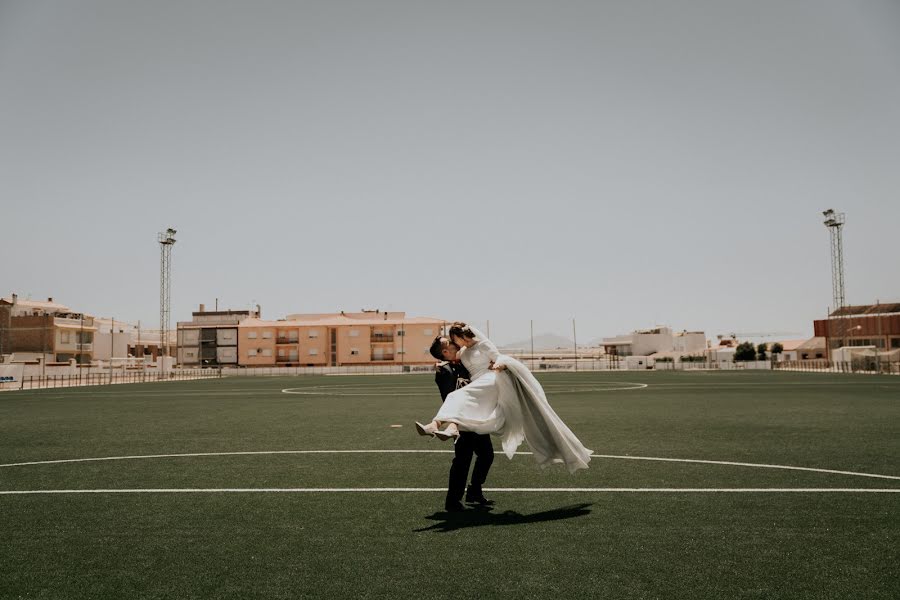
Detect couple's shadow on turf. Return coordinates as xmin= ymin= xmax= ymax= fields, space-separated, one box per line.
xmin=415 ymin=503 xmax=593 ymax=533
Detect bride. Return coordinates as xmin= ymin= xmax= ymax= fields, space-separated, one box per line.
xmin=416 ymin=322 xmax=592 ymax=473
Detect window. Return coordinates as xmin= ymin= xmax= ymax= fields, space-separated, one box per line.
xmin=262 ymin=349 xmax=272 ymax=357
xmin=288 ymin=331 xmax=298 ymax=342
xmin=248 ymin=331 xmax=258 ymax=339
xmin=262 ymin=331 xmax=272 ymax=339
xmin=892 ymin=338 xmax=900 ymax=349
xmin=309 ymin=330 xmax=319 ymax=338
xmin=423 ymin=329 xmax=433 ymax=336
xmin=309 ymin=348 xmax=318 ymax=356
xmin=278 ymin=349 xmax=285 ymax=357
xmin=349 ymin=330 xmax=359 ymax=337
xmin=350 ymin=348 xmax=359 ymax=356
xmin=61 ymin=331 xmax=71 ymax=344
xmin=289 ymin=350 xmax=298 ymax=359
xmin=247 ymin=349 xmax=257 ymax=357
xmin=398 ymin=349 xmax=406 ymax=354
xmin=397 ymin=329 xmax=405 ymax=336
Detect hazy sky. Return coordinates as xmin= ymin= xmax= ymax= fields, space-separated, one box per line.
xmin=2 ymin=0 xmax=898 ymax=345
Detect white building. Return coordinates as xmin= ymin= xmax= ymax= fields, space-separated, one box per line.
xmin=92 ymin=318 xmax=137 ymax=362
xmin=603 ymin=327 xmax=707 ymax=357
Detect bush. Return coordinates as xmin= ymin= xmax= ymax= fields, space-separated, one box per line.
xmin=734 ymin=342 xmax=757 ymax=361
xmin=680 ymin=355 xmax=706 ymax=363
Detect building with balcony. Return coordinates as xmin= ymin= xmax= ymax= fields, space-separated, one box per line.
xmin=238 ymin=310 xmax=445 ymax=367
xmin=177 ymin=304 xmax=260 ymax=367
xmin=0 ymin=294 xmax=97 ymax=363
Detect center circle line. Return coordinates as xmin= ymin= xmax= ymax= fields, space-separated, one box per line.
xmin=0 ymin=449 xmax=897 ymax=481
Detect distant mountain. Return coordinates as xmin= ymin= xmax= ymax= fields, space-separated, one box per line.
xmin=499 ymin=333 xmax=576 ymax=351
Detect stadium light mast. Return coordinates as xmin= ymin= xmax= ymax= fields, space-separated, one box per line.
xmin=158 ymin=228 xmax=177 ymax=370
xmin=822 ymin=210 xmax=846 ymax=352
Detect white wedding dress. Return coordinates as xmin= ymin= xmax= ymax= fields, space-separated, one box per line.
xmin=433 ymin=327 xmax=592 ymax=473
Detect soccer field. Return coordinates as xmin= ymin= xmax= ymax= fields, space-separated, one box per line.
xmin=1 ymin=371 xmax=898 ymax=599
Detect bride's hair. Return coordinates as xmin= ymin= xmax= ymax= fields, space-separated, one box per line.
xmin=449 ymin=322 xmax=476 ymax=341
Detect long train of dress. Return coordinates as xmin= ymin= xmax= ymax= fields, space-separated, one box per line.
xmin=433 ymin=328 xmax=592 ymax=473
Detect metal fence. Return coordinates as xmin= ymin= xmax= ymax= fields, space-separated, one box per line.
xmin=14 ymin=369 xmax=221 ymax=390
xmin=9 ymin=359 xmax=897 ymax=390
xmin=773 ymin=359 xmax=900 ymax=375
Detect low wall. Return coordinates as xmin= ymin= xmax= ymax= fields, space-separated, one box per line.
xmin=222 ymin=364 xmax=436 ymax=377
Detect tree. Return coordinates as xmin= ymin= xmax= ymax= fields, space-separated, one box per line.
xmin=756 ymin=343 xmax=768 ymax=361
xmin=734 ymin=341 xmax=757 ymax=361
xmin=771 ymin=342 xmax=784 ymax=357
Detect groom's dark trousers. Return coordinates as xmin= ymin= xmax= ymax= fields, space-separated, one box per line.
xmin=435 ymin=361 xmax=494 ymax=507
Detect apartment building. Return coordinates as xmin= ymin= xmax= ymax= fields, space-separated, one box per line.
xmin=0 ymin=294 xmax=97 ymax=363
xmin=127 ymin=328 xmax=176 ymax=362
xmin=177 ymin=304 xmax=260 ymax=367
xmin=239 ymin=310 xmax=445 ymax=367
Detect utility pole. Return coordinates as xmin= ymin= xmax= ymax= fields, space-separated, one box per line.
xmin=876 ymin=301 xmax=882 ymax=373
xmin=42 ymin=314 xmax=47 ymax=379
xmin=530 ymin=320 xmax=535 ymax=370
xmin=572 ymin=318 xmax=578 ymax=373
xmin=110 ymin=317 xmax=115 ymax=384
xmin=158 ymin=228 xmax=177 ymax=373
xmin=79 ymin=313 xmax=84 ymax=385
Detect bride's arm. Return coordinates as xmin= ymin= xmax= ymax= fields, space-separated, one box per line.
xmin=466 ymin=325 xmax=508 ymax=368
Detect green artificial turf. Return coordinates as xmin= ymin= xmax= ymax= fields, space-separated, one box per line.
xmin=1 ymin=371 xmax=898 ymax=599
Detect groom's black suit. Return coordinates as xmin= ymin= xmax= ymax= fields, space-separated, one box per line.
xmin=435 ymin=361 xmax=494 ymax=508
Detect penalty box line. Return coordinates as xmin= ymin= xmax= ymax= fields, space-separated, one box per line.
xmin=1 ymin=488 xmax=899 ymax=495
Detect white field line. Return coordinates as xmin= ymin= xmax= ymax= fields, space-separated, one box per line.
xmin=1 ymin=488 xmax=898 ymax=495
xmin=19 ymin=385 xmax=631 ymax=397
xmin=1 ymin=449 xmax=898 ymax=481
xmin=281 ymin=383 xmax=649 ymax=395
xmin=15 ymin=380 xmax=899 ymax=397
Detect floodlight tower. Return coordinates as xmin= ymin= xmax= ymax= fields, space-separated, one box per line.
xmin=822 ymin=210 xmax=846 ymax=351
xmin=822 ymin=210 xmax=846 ymax=312
xmin=158 ymin=228 xmax=177 ymax=367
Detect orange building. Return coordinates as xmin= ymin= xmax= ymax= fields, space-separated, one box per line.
xmin=238 ymin=311 xmax=445 ymax=367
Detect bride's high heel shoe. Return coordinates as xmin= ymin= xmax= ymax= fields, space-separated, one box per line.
xmin=434 ymin=424 xmax=460 ymax=442
xmin=415 ymin=421 xmax=438 ymax=437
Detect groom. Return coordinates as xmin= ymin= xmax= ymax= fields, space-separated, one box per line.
xmin=430 ymin=336 xmax=495 ymax=512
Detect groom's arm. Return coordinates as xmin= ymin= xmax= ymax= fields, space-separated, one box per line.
xmin=435 ymin=363 xmax=457 ymax=402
